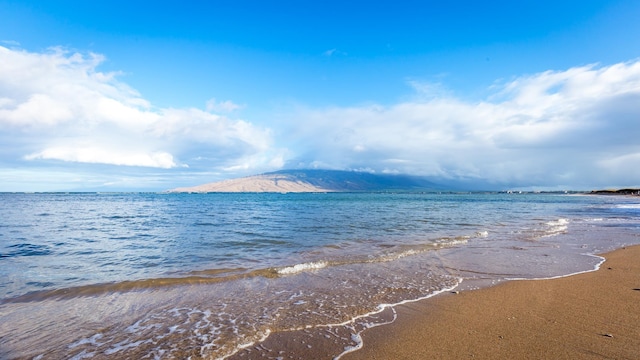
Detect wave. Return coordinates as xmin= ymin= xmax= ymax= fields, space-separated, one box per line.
xmin=615 ymin=204 xmax=640 ymax=209
xmin=1 ymin=271 xmax=253 ymax=303
xmin=541 ymin=218 xmax=569 ymax=237
xmin=276 ymin=261 xmax=329 ymax=275
xmin=3 ymin=232 xmax=478 ymax=303
xmin=273 ymin=234 xmax=475 ymax=276
xmin=546 ymin=218 xmax=569 ymax=227
xmin=1 ymin=243 xmax=53 ymax=258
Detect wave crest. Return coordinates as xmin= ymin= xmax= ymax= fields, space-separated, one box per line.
xmin=276 ymin=261 xmax=329 ymax=275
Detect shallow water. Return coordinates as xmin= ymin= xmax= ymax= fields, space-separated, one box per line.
xmin=1 ymin=192 xmax=639 ymax=359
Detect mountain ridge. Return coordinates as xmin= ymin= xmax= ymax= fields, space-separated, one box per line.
xmin=168 ymin=169 xmax=444 ymax=193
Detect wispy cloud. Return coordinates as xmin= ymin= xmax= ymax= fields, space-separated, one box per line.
xmin=0 ymin=40 xmax=20 ymax=47
xmin=323 ymin=48 xmax=346 ymax=57
xmin=406 ymin=80 xmax=452 ymax=100
xmin=206 ymin=98 xmax=242 ymax=112
xmin=323 ymin=49 xmax=337 ymax=56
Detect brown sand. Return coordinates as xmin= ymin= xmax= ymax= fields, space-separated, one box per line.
xmin=344 ymin=245 xmax=640 ymax=360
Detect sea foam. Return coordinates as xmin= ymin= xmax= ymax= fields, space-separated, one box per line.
xmin=277 ymin=261 xmax=329 ymax=275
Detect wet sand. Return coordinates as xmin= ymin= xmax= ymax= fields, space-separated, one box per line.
xmin=344 ymin=245 xmax=640 ymax=359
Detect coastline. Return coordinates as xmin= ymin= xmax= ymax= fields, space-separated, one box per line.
xmin=343 ymin=245 xmax=640 ymax=359
xmin=2 ymin=193 xmax=639 ymax=359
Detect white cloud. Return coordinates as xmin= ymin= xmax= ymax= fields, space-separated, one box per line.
xmin=0 ymin=46 xmax=272 ymax=173
xmin=25 ymin=147 xmax=177 ymax=169
xmin=281 ymin=60 xmax=640 ymax=187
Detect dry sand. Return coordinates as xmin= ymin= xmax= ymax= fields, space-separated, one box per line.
xmin=344 ymin=245 xmax=640 ymax=359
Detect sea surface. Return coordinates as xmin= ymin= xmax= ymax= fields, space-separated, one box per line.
xmin=1 ymin=192 xmax=639 ymax=359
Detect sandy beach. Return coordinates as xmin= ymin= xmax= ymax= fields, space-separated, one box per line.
xmin=344 ymin=245 xmax=640 ymax=360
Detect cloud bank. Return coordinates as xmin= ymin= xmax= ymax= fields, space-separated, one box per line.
xmin=1 ymin=45 xmax=639 ymax=190
xmin=282 ymin=61 xmax=640 ymax=188
xmin=0 ymin=46 xmax=273 ymax=174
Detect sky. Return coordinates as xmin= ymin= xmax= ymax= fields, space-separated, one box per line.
xmin=1 ymin=0 xmax=639 ymax=191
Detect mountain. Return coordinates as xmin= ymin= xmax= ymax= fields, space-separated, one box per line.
xmin=168 ymin=169 xmax=444 ymax=193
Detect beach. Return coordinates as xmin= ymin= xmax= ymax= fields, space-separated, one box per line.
xmin=344 ymin=245 xmax=640 ymax=360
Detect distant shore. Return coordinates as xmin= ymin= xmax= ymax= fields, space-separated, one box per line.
xmin=590 ymin=188 xmax=640 ymax=196
xmin=344 ymin=245 xmax=640 ymax=359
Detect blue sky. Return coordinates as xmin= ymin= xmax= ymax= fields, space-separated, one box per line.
xmin=1 ymin=0 xmax=640 ymax=191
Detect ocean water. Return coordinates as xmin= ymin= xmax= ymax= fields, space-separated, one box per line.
xmin=1 ymin=192 xmax=639 ymax=359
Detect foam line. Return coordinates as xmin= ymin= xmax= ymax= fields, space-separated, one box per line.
xmin=505 ymin=253 xmax=606 ymax=281
xmin=332 ymin=279 xmax=463 ymax=360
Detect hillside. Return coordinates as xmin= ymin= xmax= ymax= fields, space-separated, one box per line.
xmin=168 ymin=169 xmax=442 ymax=193
xmin=589 ymin=188 xmax=640 ymax=196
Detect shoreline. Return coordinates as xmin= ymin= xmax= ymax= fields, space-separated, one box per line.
xmin=343 ymin=244 xmax=640 ymax=359
xmin=3 ymin=193 xmax=638 ymax=359
xmin=229 ymin=246 xmax=639 ymax=360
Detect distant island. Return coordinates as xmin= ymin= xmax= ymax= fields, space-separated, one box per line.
xmin=168 ymin=169 xmax=443 ymax=193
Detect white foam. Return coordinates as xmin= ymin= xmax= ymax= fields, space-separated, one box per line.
xmin=104 ymin=339 xmax=150 ymax=355
xmin=68 ymin=333 xmax=104 ymax=349
xmin=616 ymin=204 xmax=640 ymax=209
xmin=433 ymin=235 xmax=470 ymax=247
xmin=375 ymin=249 xmax=420 ymax=263
xmin=220 ymin=329 xmax=272 ymax=360
xmin=546 ymin=218 xmax=569 ymax=227
xmin=337 ymin=332 xmax=365 ymax=360
xmin=68 ymin=349 xmax=96 ymax=360
xmin=506 ymin=253 xmax=606 ymax=281
xmin=331 ymin=279 xmax=463 ymax=360
xmin=277 ymin=261 xmax=329 ymax=275
xmin=376 ymin=240 xmax=467 ymax=264
xmin=238 ymin=277 xmax=462 ymax=360
xmin=438 ymin=238 xmax=469 ymax=246
xmin=541 ymin=218 xmax=569 ymax=237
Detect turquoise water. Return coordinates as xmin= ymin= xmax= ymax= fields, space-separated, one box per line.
xmin=1 ymin=192 xmax=639 ymax=359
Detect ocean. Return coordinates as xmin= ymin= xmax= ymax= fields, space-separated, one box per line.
xmin=1 ymin=192 xmax=639 ymax=359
